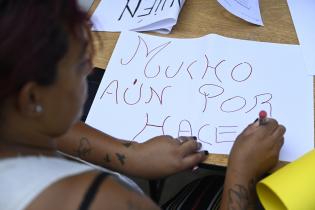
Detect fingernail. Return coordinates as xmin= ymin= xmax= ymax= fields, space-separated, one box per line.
xmin=192 ymin=136 xmax=197 ymax=140
xmin=203 ymin=150 xmax=209 ymax=155
xmin=192 ymin=165 xmax=199 ymax=172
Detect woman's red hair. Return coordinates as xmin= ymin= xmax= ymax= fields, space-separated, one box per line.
xmin=0 ymin=0 xmax=92 ymax=102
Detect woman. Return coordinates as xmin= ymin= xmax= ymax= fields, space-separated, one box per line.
xmin=0 ymin=1 xmax=285 ymax=210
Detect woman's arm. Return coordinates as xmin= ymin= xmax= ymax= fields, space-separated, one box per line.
xmin=220 ymin=118 xmax=285 ymax=210
xmin=56 ymin=121 xmax=208 ymax=179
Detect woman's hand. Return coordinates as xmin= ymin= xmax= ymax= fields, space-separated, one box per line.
xmin=228 ymin=118 xmax=286 ymax=180
xmin=131 ymin=135 xmax=208 ymax=179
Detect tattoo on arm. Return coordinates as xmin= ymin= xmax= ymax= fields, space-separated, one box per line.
xmin=116 ymin=153 xmax=126 ymax=166
xmin=76 ymin=137 xmax=92 ymax=159
xmin=102 ymin=153 xmax=127 ymax=167
xmin=227 ymin=179 xmax=256 ymax=210
xmin=228 ymin=184 xmax=249 ymax=210
xmin=104 ymin=154 xmax=111 ymax=163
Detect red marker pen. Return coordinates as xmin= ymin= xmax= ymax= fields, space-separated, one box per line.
xmin=259 ymin=110 xmax=267 ymax=125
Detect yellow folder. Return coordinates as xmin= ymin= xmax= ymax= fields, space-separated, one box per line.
xmin=257 ymin=149 xmax=315 ymax=210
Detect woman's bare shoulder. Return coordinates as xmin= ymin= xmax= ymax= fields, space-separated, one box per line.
xmin=26 ymin=171 xmax=159 ymax=210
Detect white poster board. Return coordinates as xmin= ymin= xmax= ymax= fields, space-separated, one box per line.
xmin=86 ymin=31 xmax=314 ymax=162
xmin=91 ymin=0 xmax=185 ymax=34
xmin=217 ymin=0 xmax=263 ymax=26
xmin=287 ymin=0 xmax=315 ymax=75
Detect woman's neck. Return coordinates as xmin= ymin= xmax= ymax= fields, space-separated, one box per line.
xmin=0 ymin=128 xmax=58 ymax=158
xmin=0 ymin=141 xmax=58 ymax=158
xmin=0 ymin=101 xmax=62 ymax=158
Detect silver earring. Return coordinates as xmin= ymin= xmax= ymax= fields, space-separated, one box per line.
xmin=35 ymin=105 xmax=43 ymax=113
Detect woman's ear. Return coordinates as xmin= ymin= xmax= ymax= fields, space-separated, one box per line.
xmin=17 ymin=82 xmax=44 ymax=117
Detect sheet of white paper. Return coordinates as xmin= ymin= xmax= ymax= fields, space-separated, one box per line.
xmin=86 ymin=31 xmax=313 ymax=162
xmin=287 ymin=0 xmax=315 ymax=75
xmin=217 ymin=0 xmax=263 ymax=26
xmin=91 ymin=0 xmax=184 ymax=34
xmin=78 ymin=0 xmax=94 ymax=12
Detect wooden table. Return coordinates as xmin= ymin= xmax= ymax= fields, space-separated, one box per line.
xmin=90 ymin=0 xmax=303 ymax=167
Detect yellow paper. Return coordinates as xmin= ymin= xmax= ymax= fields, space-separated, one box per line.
xmin=257 ymin=150 xmax=315 ymax=210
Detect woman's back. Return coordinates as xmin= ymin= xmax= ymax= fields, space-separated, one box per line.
xmin=0 ymin=156 xmax=158 ymax=210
